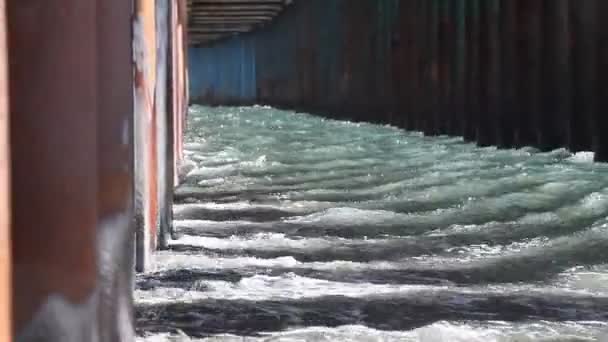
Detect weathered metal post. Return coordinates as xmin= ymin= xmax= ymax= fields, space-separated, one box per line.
xmin=97 ymin=0 xmax=136 ymax=339
xmin=499 ymin=0 xmax=517 ymax=148
xmin=464 ymin=0 xmax=480 ymax=142
xmin=515 ymin=0 xmax=541 ymax=147
xmin=478 ymin=0 xmax=500 ymax=147
xmin=540 ymin=0 xmax=570 ymax=151
xmin=570 ymin=0 xmax=596 ymax=153
xmin=427 ymin=0 xmax=440 ymax=135
xmin=451 ymin=0 xmax=466 ymax=137
xmin=134 ymin=0 xmax=159 ymax=272
xmin=596 ymin=1 xmax=608 ymax=161
xmin=157 ymin=0 xmax=173 ymax=249
xmin=7 ymin=0 xmax=134 ymax=340
xmin=0 ymin=0 xmax=10 ymax=339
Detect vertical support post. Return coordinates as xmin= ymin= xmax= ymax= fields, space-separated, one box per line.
xmin=7 ymin=0 xmax=135 ymax=340
xmin=540 ymin=0 xmax=570 ymax=151
xmin=597 ymin=1 xmax=608 ymax=161
xmin=437 ymin=0 xmax=449 ymax=135
xmin=499 ymin=0 xmax=517 ymax=148
xmin=0 ymin=0 xmax=9 ymax=339
xmin=9 ymin=0 xmax=98 ymax=338
xmin=515 ymin=0 xmax=541 ymax=147
xmin=570 ymin=0 xmax=596 ymax=153
xmin=478 ymin=0 xmax=500 ymax=147
xmin=464 ymin=0 xmax=480 ymax=142
xmin=134 ymin=0 xmax=158 ymax=272
xmin=96 ymin=0 xmax=136 ymax=339
xmin=452 ymin=0 xmax=466 ymax=137
xmin=427 ymin=0 xmax=440 ymax=135
xmin=156 ymin=0 xmax=172 ymax=249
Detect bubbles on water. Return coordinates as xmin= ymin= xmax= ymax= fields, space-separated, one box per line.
xmin=138 ymin=105 xmax=608 ymax=341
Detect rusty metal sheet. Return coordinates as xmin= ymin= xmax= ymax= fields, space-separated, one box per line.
xmin=186 ymin=0 xmax=608 ymax=160
xmin=7 ymin=0 xmax=134 ymax=340
xmin=134 ymin=0 xmax=160 ymax=272
xmin=96 ymin=0 xmax=136 ymax=339
xmin=0 ymin=0 xmax=9 ymax=339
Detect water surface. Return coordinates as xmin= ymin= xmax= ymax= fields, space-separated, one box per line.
xmin=137 ymin=105 xmax=608 ymax=341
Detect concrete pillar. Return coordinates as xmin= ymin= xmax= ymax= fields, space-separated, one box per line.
xmin=7 ymin=0 xmax=134 ymax=340
xmin=0 ymin=0 xmax=10 ymax=339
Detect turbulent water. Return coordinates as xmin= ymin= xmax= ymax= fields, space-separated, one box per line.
xmin=137 ymin=105 xmax=608 ymax=341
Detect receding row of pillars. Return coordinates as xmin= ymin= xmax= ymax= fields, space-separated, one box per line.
xmin=391 ymin=0 xmax=608 ymax=161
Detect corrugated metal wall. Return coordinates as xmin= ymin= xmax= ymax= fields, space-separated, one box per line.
xmin=189 ymin=0 xmax=608 ymax=162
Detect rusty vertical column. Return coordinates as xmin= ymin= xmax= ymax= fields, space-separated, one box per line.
xmin=134 ymin=0 xmax=158 ymax=272
xmin=596 ymin=0 xmax=608 ymax=161
xmin=8 ymin=0 xmax=134 ymax=340
xmin=540 ymin=0 xmax=570 ymax=151
xmin=0 ymin=0 xmax=9 ymax=339
xmin=412 ymin=0 xmax=425 ymax=132
xmin=426 ymin=0 xmax=440 ymax=135
xmin=437 ymin=0 xmax=449 ymax=135
xmin=478 ymin=0 xmax=500 ymax=147
xmin=451 ymin=0 xmax=466 ymax=137
xmin=464 ymin=0 xmax=480 ymax=142
xmin=570 ymin=0 xmax=596 ymax=153
xmin=499 ymin=0 xmax=517 ymax=148
xmin=156 ymin=0 xmax=172 ymax=249
xmin=9 ymin=0 xmax=98 ymax=338
xmin=173 ymin=0 xmax=187 ymax=186
xmin=97 ymin=0 xmax=136 ymax=339
xmin=515 ymin=0 xmax=542 ymax=148
xmin=410 ymin=0 xmax=425 ymax=132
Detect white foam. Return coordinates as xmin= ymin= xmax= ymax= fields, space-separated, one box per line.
xmin=137 ymin=321 xmax=608 ymax=342
xmin=569 ymin=151 xmax=596 ymax=163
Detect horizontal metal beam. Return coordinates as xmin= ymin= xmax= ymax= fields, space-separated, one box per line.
xmin=187 ymin=0 xmax=292 ymax=45
xmin=189 ymin=17 xmax=271 ymax=23
xmin=190 ymin=4 xmax=281 ymax=11
xmin=189 ymin=26 xmax=253 ymax=33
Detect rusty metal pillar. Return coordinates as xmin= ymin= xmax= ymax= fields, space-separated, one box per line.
xmin=173 ymin=0 xmax=187 ymax=186
xmin=134 ymin=0 xmax=159 ymax=272
xmin=478 ymin=0 xmax=500 ymax=147
xmin=8 ymin=0 xmax=134 ymax=340
xmin=0 ymin=0 xmax=10 ymax=340
xmin=437 ymin=0 xmax=449 ymax=135
xmin=426 ymin=0 xmax=440 ymax=135
xmin=570 ymin=0 xmax=596 ymax=153
xmin=464 ymin=0 xmax=480 ymax=142
xmin=452 ymin=0 xmax=466 ymax=137
xmin=515 ymin=0 xmax=541 ymax=148
xmin=499 ymin=0 xmax=517 ymax=148
xmin=596 ymin=1 xmax=608 ymax=161
xmin=97 ymin=0 xmax=136 ymax=339
xmin=157 ymin=0 xmax=173 ymax=249
xmin=540 ymin=0 xmax=570 ymax=151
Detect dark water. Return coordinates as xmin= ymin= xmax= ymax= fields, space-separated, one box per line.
xmin=136 ymin=105 xmax=608 ymax=341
